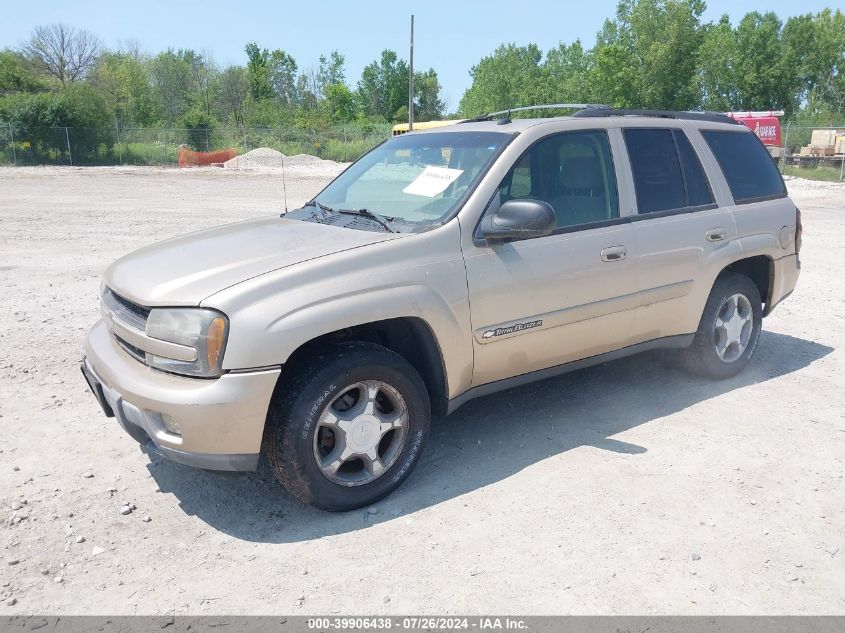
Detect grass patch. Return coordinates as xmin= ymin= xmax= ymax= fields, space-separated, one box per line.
xmin=783 ymin=164 xmax=843 ymax=182
xmin=116 ymin=143 xmax=179 ymax=165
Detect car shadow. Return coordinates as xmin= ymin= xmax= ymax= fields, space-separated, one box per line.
xmin=144 ymin=330 xmax=832 ymax=542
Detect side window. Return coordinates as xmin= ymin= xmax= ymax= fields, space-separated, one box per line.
xmin=499 ymin=130 xmax=619 ymax=229
xmin=506 ymin=153 xmax=532 ymax=198
xmin=673 ymin=130 xmax=714 ymax=206
xmin=624 ymin=129 xmax=686 ymax=213
xmin=702 ymin=130 xmax=786 ymax=203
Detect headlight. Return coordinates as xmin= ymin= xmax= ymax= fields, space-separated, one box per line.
xmin=144 ymin=308 xmax=228 ymax=378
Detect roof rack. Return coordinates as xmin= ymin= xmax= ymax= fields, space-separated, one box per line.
xmin=571 ymin=108 xmax=739 ymax=125
xmin=464 ymin=103 xmax=610 ymax=123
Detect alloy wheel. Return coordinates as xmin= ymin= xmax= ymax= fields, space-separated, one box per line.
xmin=312 ymin=381 xmax=409 ymax=486
xmin=713 ymin=292 xmax=754 ymax=363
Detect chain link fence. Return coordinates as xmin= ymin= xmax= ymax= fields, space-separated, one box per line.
xmin=779 ymin=124 xmax=845 ymax=182
xmin=0 ymin=122 xmax=393 ymax=167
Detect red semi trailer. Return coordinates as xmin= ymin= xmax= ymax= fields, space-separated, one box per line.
xmin=727 ymin=111 xmax=784 ymax=146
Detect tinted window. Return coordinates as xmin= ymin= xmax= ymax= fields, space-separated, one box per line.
xmin=673 ymin=130 xmax=713 ymax=206
xmin=624 ymin=129 xmax=686 ymax=213
xmin=499 ymin=130 xmax=618 ymax=229
xmin=702 ymin=130 xmax=786 ymax=203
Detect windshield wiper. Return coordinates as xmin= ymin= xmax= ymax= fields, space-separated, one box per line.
xmin=300 ymin=200 xmax=336 ymax=222
xmin=303 ymin=201 xmax=399 ymax=233
xmin=337 ymin=208 xmax=399 ymax=233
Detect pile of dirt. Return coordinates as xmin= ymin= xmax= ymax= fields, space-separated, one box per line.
xmin=223 ymin=147 xmax=284 ymax=170
xmin=223 ymin=148 xmax=346 ymax=172
xmin=284 ymin=153 xmax=328 ymax=167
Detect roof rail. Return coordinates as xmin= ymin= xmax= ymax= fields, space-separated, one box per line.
xmin=464 ymin=103 xmax=610 ymax=123
xmin=572 ymin=108 xmax=739 ymax=125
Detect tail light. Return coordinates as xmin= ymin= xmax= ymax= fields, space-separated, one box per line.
xmin=795 ymin=207 xmax=802 ymax=254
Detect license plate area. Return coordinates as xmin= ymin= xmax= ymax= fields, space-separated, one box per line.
xmin=81 ymin=362 xmax=115 ymax=418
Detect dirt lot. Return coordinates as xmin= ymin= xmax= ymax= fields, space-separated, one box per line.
xmin=1 ymin=166 xmax=843 ymax=615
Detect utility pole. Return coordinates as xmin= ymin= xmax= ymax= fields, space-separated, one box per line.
xmin=408 ymin=14 xmax=414 ymax=132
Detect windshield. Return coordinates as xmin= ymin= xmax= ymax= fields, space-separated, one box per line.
xmin=300 ymin=131 xmax=510 ymax=232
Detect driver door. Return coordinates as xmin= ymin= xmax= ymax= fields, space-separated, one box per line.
xmin=463 ymin=129 xmax=641 ymax=387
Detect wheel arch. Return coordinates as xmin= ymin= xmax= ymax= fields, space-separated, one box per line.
xmin=280 ymin=316 xmax=450 ymax=415
xmin=719 ymin=255 xmax=774 ymax=315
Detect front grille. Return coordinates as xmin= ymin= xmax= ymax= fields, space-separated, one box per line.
xmin=102 ymin=287 xmax=151 ymax=364
xmin=103 ymin=287 xmax=149 ymax=330
xmin=114 ymin=334 xmax=146 ymax=362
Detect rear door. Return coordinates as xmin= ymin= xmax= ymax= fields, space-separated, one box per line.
xmin=623 ymin=126 xmax=739 ymax=340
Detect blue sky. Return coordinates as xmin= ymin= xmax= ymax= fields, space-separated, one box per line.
xmin=1 ymin=0 xmax=838 ymax=111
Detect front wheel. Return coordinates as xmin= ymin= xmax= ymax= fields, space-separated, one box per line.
xmin=683 ymin=273 xmax=763 ymax=379
xmin=264 ymin=341 xmax=431 ymax=511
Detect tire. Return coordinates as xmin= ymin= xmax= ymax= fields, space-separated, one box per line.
xmin=264 ymin=341 xmax=431 ymax=511
xmin=683 ymin=272 xmax=763 ymax=379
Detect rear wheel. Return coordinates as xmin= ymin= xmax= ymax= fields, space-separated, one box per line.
xmin=264 ymin=341 xmax=430 ymax=511
xmin=683 ymin=273 xmax=762 ymax=379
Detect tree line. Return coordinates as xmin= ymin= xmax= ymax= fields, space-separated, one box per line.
xmin=459 ymin=2 xmax=845 ymax=119
xmin=0 ymin=25 xmax=445 ymax=135
xmin=0 ymin=1 xmax=843 ymax=161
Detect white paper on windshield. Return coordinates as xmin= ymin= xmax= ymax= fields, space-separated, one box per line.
xmin=402 ymin=166 xmax=464 ymax=197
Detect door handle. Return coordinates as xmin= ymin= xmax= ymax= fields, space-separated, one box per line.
xmin=706 ymin=228 xmax=727 ymax=242
xmin=600 ymin=245 xmax=626 ymax=262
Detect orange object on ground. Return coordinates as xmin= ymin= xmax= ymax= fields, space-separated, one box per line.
xmin=178 ymin=147 xmax=237 ymax=167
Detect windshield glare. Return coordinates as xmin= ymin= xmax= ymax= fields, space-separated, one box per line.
xmin=313 ymin=131 xmax=509 ymax=229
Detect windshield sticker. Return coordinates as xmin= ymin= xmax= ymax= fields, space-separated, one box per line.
xmin=402 ymin=166 xmax=464 ymax=197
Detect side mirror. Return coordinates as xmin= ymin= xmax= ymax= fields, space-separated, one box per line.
xmin=480 ymin=199 xmax=557 ymax=242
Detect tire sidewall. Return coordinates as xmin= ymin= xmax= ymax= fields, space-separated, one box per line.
xmin=275 ymin=347 xmax=430 ymax=511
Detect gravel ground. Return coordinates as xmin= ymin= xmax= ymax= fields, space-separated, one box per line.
xmin=0 ymin=166 xmax=843 ymax=615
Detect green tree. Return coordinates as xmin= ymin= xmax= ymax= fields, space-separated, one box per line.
xmin=731 ymin=12 xmax=796 ymax=113
xmin=184 ymin=50 xmax=219 ymax=118
xmin=91 ymin=51 xmax=158 ymax=126
xmin=244 ymin=42 xmax=273 ymax=100
xmin=296 ymin=68 xmax=320 ymax=110
xmin=696 ymin=16 xmax=740 ymax=111
xmin=322 ymin=82 xmax=355 ymax=122
xmin=356 ymin=50 xmax=410 ymax=120
xmin=269 ymin=49 xmax=298 ymax=104
xmin=0 ymin=83 xmax=114 ymax=161
xmin=0 ymin=50 xmax=46 ymax=96
xmin=592 ymin=0 xmax=706 ymax=109
xmin=180 ymin=106 xmax=214 ymax=150
xmin=543 ymin=40 xmax=595 ymax=104
xmin=458 ymin=44 xmax=545 ymax=116
xmin=414 ymin=69 xmax=445 ymax=120
xmin=783 ymin=9 xmax=845 ymax=115
xmin=149 ymin=49 xmax=192 ymax=123
xmin=216 ymin=65 xmax=251 ymax=125
xmin=317 ymin=51 xmax=346 ymax=96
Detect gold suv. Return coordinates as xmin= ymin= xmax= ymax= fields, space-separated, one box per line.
xmin=81 ymin=106 xmax=802 ymax=511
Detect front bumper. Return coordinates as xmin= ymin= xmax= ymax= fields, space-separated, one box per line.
xmin=83 ymin=320 xmax=280 ymax=471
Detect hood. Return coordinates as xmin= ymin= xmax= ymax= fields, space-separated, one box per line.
xmin=105 ymin=217 xmax=401 ymax=306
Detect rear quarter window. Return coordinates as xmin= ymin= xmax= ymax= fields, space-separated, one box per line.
xmin=701 ymin=130 xmax=786 ymax=204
